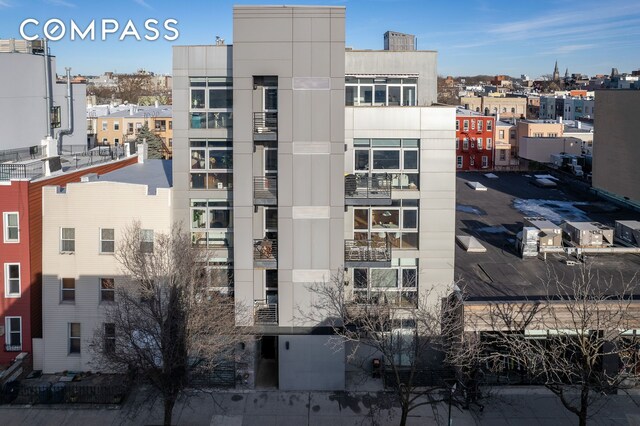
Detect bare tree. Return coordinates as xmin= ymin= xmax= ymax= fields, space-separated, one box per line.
xmin=471 ymin=265 xmax=640 ymax=426
xmin=304 ymin=271 xmax=476 ymax=426
xmin=91 ymin=222 xmax=245 ymax=426
xmin=115 ymin=73 xmax=153 ymax=104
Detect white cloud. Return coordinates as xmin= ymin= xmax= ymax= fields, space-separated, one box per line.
xmin=45 ymin=0 xmax=76 ymax=7
xmin=0 ymin=0 xmax=11 ymax=7
xmin=133 ymin=0 xmax=152 ymax=9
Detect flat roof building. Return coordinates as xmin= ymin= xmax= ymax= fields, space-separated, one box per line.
xmin=172 ymin=5 xmax=456 ymax=390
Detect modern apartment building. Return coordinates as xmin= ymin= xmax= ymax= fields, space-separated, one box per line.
xmin=172 ymin=5 xmax=456 ymax=390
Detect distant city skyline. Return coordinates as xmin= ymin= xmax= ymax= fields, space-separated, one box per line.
xmin=1 ymin=0 xmax=639 ymax=78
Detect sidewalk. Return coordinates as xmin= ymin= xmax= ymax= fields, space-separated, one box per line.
xmin=2 ymin=386 xmax=640 ymax=425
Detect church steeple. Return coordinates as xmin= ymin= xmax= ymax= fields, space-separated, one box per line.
xmin=553 ymin=60 xmax=560 ymax=81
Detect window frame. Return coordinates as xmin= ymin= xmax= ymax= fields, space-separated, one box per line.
xmin=352 ymin=139 xmax=420 ymax=190
xmin=140 ymin=229 xmax=154 ymax=253
xmin=100 ymin=277 xmax=115 ymax=303
xmin=487 ymin=138 xmax=492 ymax=150
xmin=345 ymin=76 xmax=417 ymax=107
xmin=189 ymin=77 xmax=233 ymax=129
xmin=189 ymin=140 xmax=233 ymax=190
xmin=4 ymin=263 xmax=20 ymax=298
xmin=457 ymin=156 xmax=463 ymax=169
xmin=482 ymin=156 xmax=489 ymax=168
xmin=5 ymin=316 xmax=22 ymax=350
xmin=190 ymin=199 xmax=233 ymax=249
xmin=61 ymin=277 xmax=76 ymax=302
xmin=104 ymin=323 xmax=116 ymax=354
xmin=352 ymin=259 xmax=418 ymax=306
xmin=353 ymin=201 xmax=419 ymax=250
xmin=3 ymin=212 xmax=19 ymax=243
xmin=60 ymin=227 xmax=75 ymax=253
xmin=69 ymin=322 xmax=81 ymax=354
xmin=100 ymin=228 xmax=115 ymax=254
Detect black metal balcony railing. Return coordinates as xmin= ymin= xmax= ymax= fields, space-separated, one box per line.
xmin=254 ymin=238 xmax=278 ymax=267
xmin=253 ymin=112 xmax=278 ymax=139
xmin=345 ymin=174 xmax=392 ymax=205
xmin=5 ymin=343 xmax=22 ymax=352
xmin=254 ymin=300 xmax=278 ymax=324
xmin=254 ymin=176 xmax=277 ymax=205
xmin=0 ymin=162 xmax=44 ymax=181
xmin=344 ymin=239 xmax=392 ymax=267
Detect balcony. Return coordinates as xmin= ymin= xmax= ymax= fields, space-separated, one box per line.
xmin=254 ymin=238 xmax=277 ymax=268
xmin=344 ymin=239 xmax=391 ymax=267
xmin=254 ymin=176 xmax=277 ymax=205
xmin=345 ymin=174 xmax=392 ymax=206
xmin=253 ymin=112 xmax=278 ymax=141
xmin=5 ymin=343 xmax=22 ymax=352
xmin=254 ymin=300 xmax=278 ymax=325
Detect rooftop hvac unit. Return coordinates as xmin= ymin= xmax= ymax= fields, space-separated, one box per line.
xmin=562 ymin=221 xmax=613 ymax=247
xmin=615 ymin=220 xmax=640 ymax=247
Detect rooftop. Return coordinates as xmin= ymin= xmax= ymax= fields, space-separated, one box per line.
xmin=455 ymin=172 xmax=640 ymax=301
xmin=98 ymin=159 xmax=172 ymax=193
xmin=87 ymin=105 xmax=172 ymax=119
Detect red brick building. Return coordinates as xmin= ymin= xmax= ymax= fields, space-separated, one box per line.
xmin=455 ymin=109 xmax=496 ymax=171
xmin=0 ymin=155 xmax=137 ymax=366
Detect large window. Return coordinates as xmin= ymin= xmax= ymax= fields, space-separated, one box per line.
xmin=345 ymin=77 xmax=417 ymax=106
xmin=190 ymin=140 xmax=233 ymax=190
xmin=353 ymin=259 xmax=418 ymax=306
xmin=61 ymin=278 xmax=75 ymax=302
xmin=353 ymin=200 xmax=418 ymax=250
xmin=100 ymin=228 xmax=115 ymax=254
xmin=353 ymin=138 xmax=419 ymax=190
xmin=189 ymin=77 xmax=233 ymax=129
xmin=69 ymin=323 xmax=81 ymax=354
xmin=191 ymin=199 xmax=233 ymax=248
xmin=198 ymin=260 xmax=234 ymax=295
xmin=4 ymin=263 xmax=20 ymax=297
xmin=5 ymin=317 xmax=22 ymax=351
xmin=60 ymin=228 xmax=75 ymax=252
xmin=3 ymin=212 xmax=19 ymax=243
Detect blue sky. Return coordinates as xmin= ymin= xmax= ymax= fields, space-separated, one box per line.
xmin=1 ymin=0 xmax=639 ymax=78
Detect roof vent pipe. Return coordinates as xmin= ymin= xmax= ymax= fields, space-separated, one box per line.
xmin=56 ymin=67 xmax=74 ymax=155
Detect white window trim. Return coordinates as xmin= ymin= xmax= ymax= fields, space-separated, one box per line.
xmin=5 ymin=316 xmax=22 ymax=350
xmin=457 ymin=156 xmax=463 ymax=169
xmin=3 ymin=212 xmax=19 ymax=243
xmin=4 ymin=263 xmax=21 ymax=298
xmin=60 ymin=227 xmax=75 ymax=253
xmin=99 ymin=228 xmax=115 ymax=254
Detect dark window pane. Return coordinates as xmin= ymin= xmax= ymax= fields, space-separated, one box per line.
xmin=209 ymin=89 xmax=233 ymax=108
xmin=403 ymin=210 xmax=417 ymax=229
xmin=402 ymin=269 xmax=417 ymax=287
xmin=354 ymin=269 xmax=368 ymax=289
xmin=404 ymin=151 xmax=418 ymax=170
xmin=355 ymin=150 xmax=369 ymax=171
xmin=372 ymin=151 xmax=400 ymax=169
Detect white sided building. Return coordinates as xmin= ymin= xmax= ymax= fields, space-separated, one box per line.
xmin=36 ymin=157 xmax=172 ymax=373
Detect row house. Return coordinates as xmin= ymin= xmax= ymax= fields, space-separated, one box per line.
xmin=0 ymin=150 xmax=137 ymax=367
xmin=455 ymin=108 xmax=495 ymax=171
xmin=36 ymin=154 xmax=172 ymax=373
